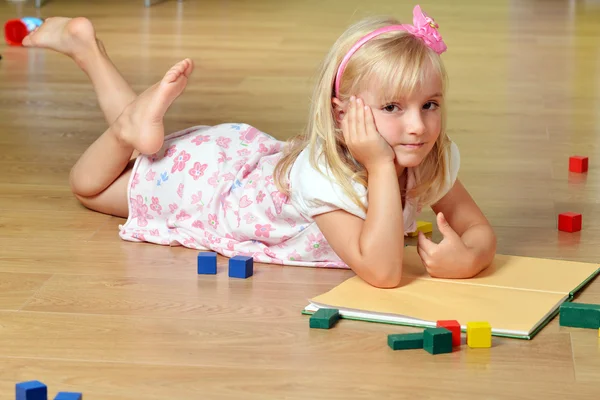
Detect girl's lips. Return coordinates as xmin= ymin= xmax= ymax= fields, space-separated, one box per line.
xmin=401 ymin=143 xmax=425 ymax=149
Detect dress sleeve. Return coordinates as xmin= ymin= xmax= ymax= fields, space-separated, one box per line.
xmin=289 ymin=148 xmax=367 ymax=220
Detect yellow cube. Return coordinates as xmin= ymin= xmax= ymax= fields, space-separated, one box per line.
xmin=407 ymin=220 xmax=433 ymax=237
xmin=467 ymin=321 xmax=492 ymax=348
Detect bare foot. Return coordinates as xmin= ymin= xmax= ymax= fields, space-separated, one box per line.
xmin=112 ymin=59 xmax=195 ymax=155
xmin=22 ymin=17 xmax=98 ymax=61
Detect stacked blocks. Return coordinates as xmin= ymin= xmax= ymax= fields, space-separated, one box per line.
xmin=16 ymin=381 xmax=47 ymax=400
xmin=407 ymin=220 xmax=433 ymax=237
xmin=387 ymin=332 xmax=424 ymax=350
xmin=54 ymin=393 xmax=83 ymax=400
xmin=16 ymin=381 xmax=82 ymax=400
xmin=559 ymin=302 xmax=600 ymax=329
xmin=309 ymin=308 xmax=340 ymax=329
xmin=569 ymin=156 xmax=588 ymax=173
xmin=558 ymin=212 xmax=582 ymax=233
xmin=466 ymin=321 xmax=492 ymax=348
xmin=197 ymin=252 xmax=217 ymax=275
xmin=229 ymin=255 xmax=253 ymax=279
xmin=436 ymin=320 xmax=461 ymax=346
xmin=423 ymin=327 xmax=453 ymax=354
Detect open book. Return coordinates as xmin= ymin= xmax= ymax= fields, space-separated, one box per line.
xmin=303 ymin=246 xmax=600 ymax=339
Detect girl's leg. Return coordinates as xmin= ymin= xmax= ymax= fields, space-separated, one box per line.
xmin=23 ymin=17 xmax=194 ymax=218
xmin=68 ymin=59 xmax=194 ymax=216
xmin=23 ymin=17 xmax=137 ymax=125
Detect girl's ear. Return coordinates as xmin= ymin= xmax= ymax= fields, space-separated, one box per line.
xmin=331 ymin=97 xmax=346 ymax=125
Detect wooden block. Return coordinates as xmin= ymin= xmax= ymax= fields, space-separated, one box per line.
xmin=569 ymin=156 xmax=588 ymax=173
xmin=466 ymin=321 xmax=492 ymax=348
xmin=423 ymin=327 xmax=452 ymax=354
xmin=387 ymin=332 xmax=424 ymax=350
xmin=54 ymin=392 xmax=83 ymax=400
xmin=309 ymin=308 xmax=340 ymax=329
xmin=197 ymin=251 xmax=217 ymax=275
xmin=558 ymin=212 xmax=582 ymax=233
xmin=406 ymin=220 xmax=433 ymax=237
xmin=228 ymin=255 xmax=253 ymax=279
xmin=559 ymin=302 xmax=600 ymax=329
xmin=436 ymin=320 xmax=461 ymax=346
xmin=16 ymin=381 xmax=47 ymax=400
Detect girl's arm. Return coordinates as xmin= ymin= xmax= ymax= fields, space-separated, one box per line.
xmin=417 ymin=179 xmax=496 ymax=278
xmin=313 ymin=161 xmax=404 ymax=288
xmin=312 ymin=97 xmax=404 ymax=288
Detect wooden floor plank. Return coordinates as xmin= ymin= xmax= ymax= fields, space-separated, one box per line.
xmin=1 ymin=0 xmax=599 ymax=397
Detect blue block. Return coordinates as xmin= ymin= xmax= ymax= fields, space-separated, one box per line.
xmin=16 ymin=380 xmax=47 ymax=400
xmin=197 ymin=252 xmax=217 ymax=274
xmin=54 ymin=392 xmax=82 ymax=400
xmin=229 ymin=255 xmax=253 ymax=278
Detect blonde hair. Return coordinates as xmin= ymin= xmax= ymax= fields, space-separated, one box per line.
xmin=274 ymin=15 xmax=452 ymax=212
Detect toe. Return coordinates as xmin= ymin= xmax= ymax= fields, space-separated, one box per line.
xmin=22 ymin=34 xmax=34 ymax=46
xmin=183 ymin=59 xmax=194 ymax=77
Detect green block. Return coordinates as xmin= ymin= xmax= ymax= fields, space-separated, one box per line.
xmin=559 ymin=302 xmax=600 ymax=329
xmin=388 ymin=332 xmax=424 ymax=350
xmin=309 ymin=308 xmax=340 ymax=329
xmin=423 ymin=327 xmax=452 ymax=355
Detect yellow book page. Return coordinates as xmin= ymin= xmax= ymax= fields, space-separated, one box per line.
xmin=401 ymin=246 xmax=599 ymax=294
xmin=310 ymin=276 xmax=566 ymax=334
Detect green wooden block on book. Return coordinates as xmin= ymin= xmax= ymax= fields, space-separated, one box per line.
xmin=310 ymin=308 xmax=340 ymax=329
xmin=388 ymin=332 xmax=424 ymax=350
xmin=423 ymin=327 xmax=452 ymax=354
xmin=559 ymin=302 xmax=600 ymax=329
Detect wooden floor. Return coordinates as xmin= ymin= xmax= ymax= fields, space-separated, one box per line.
xmin=1 ymin=0 xmax=600 ymax=398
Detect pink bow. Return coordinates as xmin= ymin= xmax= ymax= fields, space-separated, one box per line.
xmin=402 ymin=5 xmax=447 ymax=54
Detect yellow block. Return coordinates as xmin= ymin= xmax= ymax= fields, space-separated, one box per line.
xmin=467 ymin=321 xmax=492 ymax=348
xmin=406 ymin=220 xmax=433 ymax=237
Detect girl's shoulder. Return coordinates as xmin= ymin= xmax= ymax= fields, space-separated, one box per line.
xmin=288 ymin=145 xmax=367 ymax=220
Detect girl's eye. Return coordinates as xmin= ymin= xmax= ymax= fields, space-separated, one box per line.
xmin=424 ymin=101 xmax=439 ymax=110
xmin=383 ymin=104 xmax=399 ymax=112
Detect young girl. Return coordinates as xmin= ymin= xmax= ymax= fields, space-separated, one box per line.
xmin=23 ymin=5 xmax=496 ymax=288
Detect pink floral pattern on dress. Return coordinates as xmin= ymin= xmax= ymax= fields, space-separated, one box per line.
xmin=164 ymin=145 xmax=177 ymax=157
xmin=191 ymin=135 xmax=210 ymax=146
xmin=216 ymin=137 xmax=231 ymax=148
xmin=305 ymin=233 xmax=329 ymax=258
xmin=130 ymin=195 xmax=153 ymax=227
xmin=171 ymin=150 xmax=191 ymax=173
xmin=150 ymin=197 xmax=162 ymax=215
xmin=189 ymin=162 xmax=208 ymax=180
xmin=145 ymin=169 xmax=156 ymax=182
xmin=239 ymin=126 xmax=260 ymax=145
xmin=255 ymin=224 xmax=275 ymax=238
xmin=208 ymin=213 xmax=219 ymax=229
xmin=131 ymin=173 xmax=140 ymax=189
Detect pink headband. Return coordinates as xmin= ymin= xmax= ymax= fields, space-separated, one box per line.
xmin=334 ymin=5 xmax=447 ymax=97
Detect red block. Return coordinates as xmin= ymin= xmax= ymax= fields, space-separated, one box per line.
xmin=436 ymin=320 xmax=461 ymax=346
xmin=569 ymin=156 xmax=588 ymax=173
xmin=558 ymin=212 xmax=582 ymax=232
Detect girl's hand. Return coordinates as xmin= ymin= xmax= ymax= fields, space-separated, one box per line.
xmin=417 ymin=212 xmax=481 ymax=279
xmin=341 ymin=96 xmax=395 ymax=172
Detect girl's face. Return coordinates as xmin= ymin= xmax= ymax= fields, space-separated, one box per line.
xmin=335 ymin=68 xmax=443 ymax=175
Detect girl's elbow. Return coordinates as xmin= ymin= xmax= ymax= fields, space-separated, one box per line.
xmin=367 ymin=263 xmax=403 ymax=288
xmin=370 ymin=277 xmax=402 ymax=288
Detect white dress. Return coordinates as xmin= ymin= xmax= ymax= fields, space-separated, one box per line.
xmin=119 ymin=123 xmax=460 ymax=267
